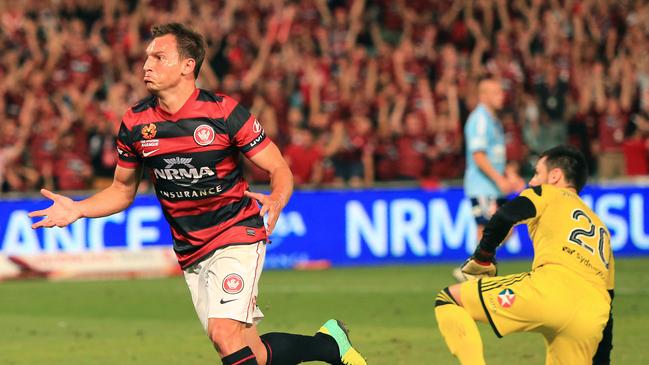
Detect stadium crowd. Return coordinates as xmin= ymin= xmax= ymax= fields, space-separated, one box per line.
xmin=1 ymin=0 xmax=649 ymax=193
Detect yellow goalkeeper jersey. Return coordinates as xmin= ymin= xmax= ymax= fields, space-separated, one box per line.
xmin=519 ymin=184 xmax=615 ymax=292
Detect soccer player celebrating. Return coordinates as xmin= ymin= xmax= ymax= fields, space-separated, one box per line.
xmin=28 ymin=23 xmax=366 ymax=365
xmin=435 ymin=145 xmax=614 ymax=365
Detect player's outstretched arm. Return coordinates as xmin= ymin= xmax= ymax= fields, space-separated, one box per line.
xmin=461 ymin=195 xmax=537 ymax=280
xmin=476 ymin=195 xmax=537 ymax=255
xmin=246 ymin=141 xmax=294 ymax=235
xmin=29 ymin=165 xmax=142 ymax=229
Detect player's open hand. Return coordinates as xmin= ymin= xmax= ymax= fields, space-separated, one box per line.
xmin=244 ymin=190 xmax=282 ymax=235
xmin=28 ymin=189 xmax=83 ymax=229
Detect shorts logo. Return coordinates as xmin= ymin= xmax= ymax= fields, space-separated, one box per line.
xmin=497 ymin=288 xmax=516 ymax=308
xmin=223 ymin=273 xmax=244 ymax=294
xmin=141 ymin=123 xmax=157 ymax=139
xmin=194 ymin=124 xmax=215 ymax=146
xmin=252 ymin=119 xmax=262 ymax=134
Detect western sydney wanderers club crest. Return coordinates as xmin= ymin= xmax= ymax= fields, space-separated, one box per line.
xmin=194 ymin=124 xmax=215 ymax=146
xmin=497 ymin=288 xmax=516 ymax=308
xmin=222 ymin=273 xmax=244 ymax=294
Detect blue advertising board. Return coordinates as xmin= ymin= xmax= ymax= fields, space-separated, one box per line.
xmin=1 ymin=185 xmax=648 ymax=268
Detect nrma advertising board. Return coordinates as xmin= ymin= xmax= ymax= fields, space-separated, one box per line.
xmin=1 ymin=185 xmax=648 ymax=268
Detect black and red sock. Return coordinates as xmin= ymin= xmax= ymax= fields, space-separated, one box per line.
xmin=260 ymin=332 xmax=340 ymax=365
xmin=221 ymin=346 xmax=258 ymax=365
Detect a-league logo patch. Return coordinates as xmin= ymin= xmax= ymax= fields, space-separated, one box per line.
xmin=222 ymin=273 xmax=244 ymax=294
xmin=194 ymin=124 xmax=215 ymax=146
xmin=141 ymin=123 xmax=157 ymax=139
xmin=497 ymin=288 xmax=516 ymax=308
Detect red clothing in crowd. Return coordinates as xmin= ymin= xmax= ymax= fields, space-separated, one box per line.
xmin=29 ymin=124 xmax=58 ymax=173
xmin=622 ymin=137 xmax=649 ymax=175
xmin=283 ymin=143 xmax=322 ymax=184
xmin=504 ymin=120 xmax=525 ymax=162
xmin=54 ymin=150 xmax=90 ymax=191
xmin=598 ymin=111 xmax=629 ymax=152
xmin=67 ymin=51 xmax=101 ymax=89
xmin=335 ymin=121 xmax=374 ymax=162
xmin=428 ymin=129 xmax=463 ymax=180
xmin=374 ymin=137 xmax=399 ymax=181
xmin=395 ymin=135 xmax=428 ymax=179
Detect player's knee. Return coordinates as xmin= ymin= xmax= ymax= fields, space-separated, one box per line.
xmin=207 ymin=320 xmax=245 ymax=353
xmin=435 ymin=286 xmax=460 ymax=308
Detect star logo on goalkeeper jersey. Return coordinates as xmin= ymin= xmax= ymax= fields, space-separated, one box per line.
xmin=497 ymin=288 xmax=516 ymax=308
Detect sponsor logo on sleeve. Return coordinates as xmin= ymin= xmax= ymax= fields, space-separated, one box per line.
xmin=252 ymin=119 xmax=262 ymax=134
xmin=247 ymin=130 xmax=265 ymax=149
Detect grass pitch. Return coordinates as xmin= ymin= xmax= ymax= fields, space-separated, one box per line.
xmin=1 ymin=258 xmax=647 ymax=364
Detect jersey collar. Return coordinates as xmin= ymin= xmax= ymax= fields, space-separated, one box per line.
xmin=156 ymin=87 xmax=199 ymax=121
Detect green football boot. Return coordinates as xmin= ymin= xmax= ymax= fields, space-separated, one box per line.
xmin=317 ymin=319 xmax=367 ymax=365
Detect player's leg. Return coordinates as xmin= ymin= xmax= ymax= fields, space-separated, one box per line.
xmin=544 ymin=333 xmax=602 ymax=365
xmin=592 ymin=310 xmax=613 ymax=365
xmin=243 ymin=244 xmax=365 ymax=365
xmin=434 ymin=281 xmax=488 ymax=365
xmin=252 ymin=321 xmax=365 ymax=365
xmin=242 ymin=321 xmax=340 ymax=365
xmin=436 ymin=270 xmax=546 ymax=364
xmin=209 ymin=318 xmax=260 ymax=364
xmin=196 ymin=242 xmax=365 ymax=365
xmin=544 ymin=284 xmax=610 ymax=365
xmin=183 ymin=242 xmax=268 ymax=363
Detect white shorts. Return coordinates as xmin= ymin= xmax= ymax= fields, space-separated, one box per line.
xmin=183 ymin=241 xmax=266 ymax=331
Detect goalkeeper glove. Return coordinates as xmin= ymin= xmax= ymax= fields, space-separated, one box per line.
xmin=460 ymin=248 xmax=497 ymax=281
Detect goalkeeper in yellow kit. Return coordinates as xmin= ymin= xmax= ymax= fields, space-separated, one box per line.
xmin=435 ymin=145 xmax=614 ymax=365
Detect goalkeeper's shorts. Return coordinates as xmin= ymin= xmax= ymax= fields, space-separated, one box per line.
xmin=459 ymin=264 xmax=610 ymax=365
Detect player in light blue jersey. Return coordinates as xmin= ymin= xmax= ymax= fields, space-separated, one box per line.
xmin=454 ymin=79 xmax=517 ymax=282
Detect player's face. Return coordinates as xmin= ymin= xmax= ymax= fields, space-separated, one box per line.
xmin=489 ymin=84 xmax=505 ymax=110
xmin=529 ymin=157 xmax=549 ymax=187
xmin=480 ymin=80 xmax=506 ymax=111
xmin=143 ymin=34 xmax=184 ymax=93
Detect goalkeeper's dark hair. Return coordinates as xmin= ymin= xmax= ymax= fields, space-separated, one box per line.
xmin=151 ymin=23 xmax=205 ymax=78
xmin=539 ymin=145 xmax=589 ymax=193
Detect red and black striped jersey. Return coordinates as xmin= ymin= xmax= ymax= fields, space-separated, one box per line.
xmin=116 ymin=88 xmax=270 ymax=268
